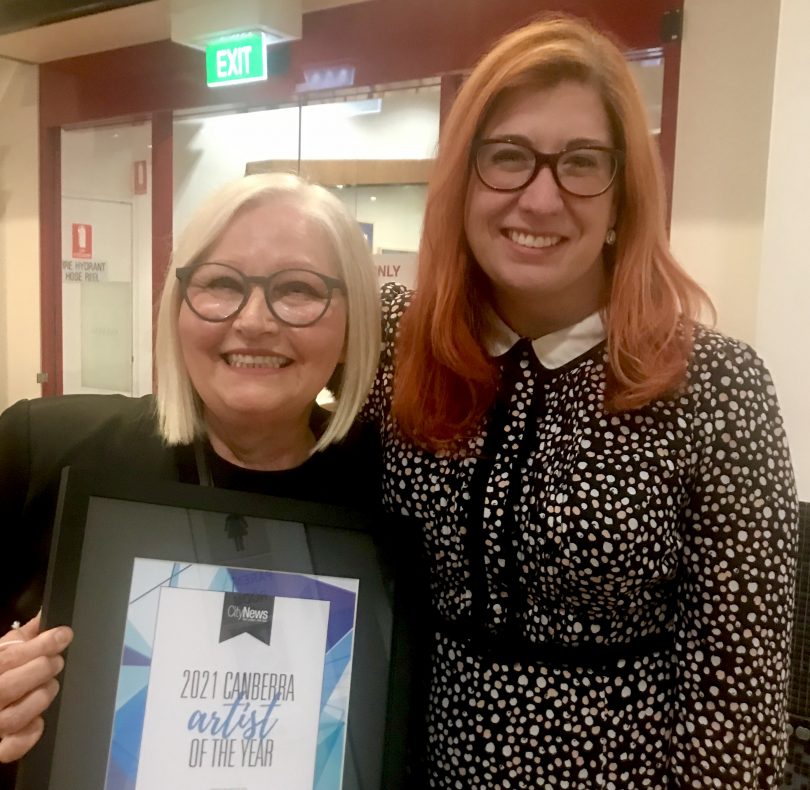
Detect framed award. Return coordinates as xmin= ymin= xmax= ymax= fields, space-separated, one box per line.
xmin=16 ymin=468 xmax=413 ymax=790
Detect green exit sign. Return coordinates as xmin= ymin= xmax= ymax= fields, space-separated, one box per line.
xmin=206 ymin=33 xmax=267 ymax=87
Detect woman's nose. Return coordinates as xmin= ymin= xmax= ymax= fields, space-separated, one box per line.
xmin=232 ymin=286 xmax=280 ymax=333
xmin=516 ymin=165 xmax=566 ymax=213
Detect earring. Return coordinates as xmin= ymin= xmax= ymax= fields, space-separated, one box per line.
xmin=605 ymin=228 xmax=617 ymax=246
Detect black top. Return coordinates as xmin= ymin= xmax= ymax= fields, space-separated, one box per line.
xmin=0 ymin=394 xmax=380 ymax=627
xmin=0 ymin=393 xmax=381 ymax=790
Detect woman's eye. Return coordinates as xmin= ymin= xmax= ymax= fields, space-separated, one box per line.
xmin=561 ymin=151 xmax=600 ymax=170
xmin=204 ymin=276 xmax=243 ymax=292
xmin=490 ymin=146 xmax=532 ymax=168
xmin=275 ymin=281 xmax=322 ymax=300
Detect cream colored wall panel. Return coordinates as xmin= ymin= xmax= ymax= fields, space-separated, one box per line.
xmin=758 ymin=0 xmax=810 ymax=499
xmin=669 ymin=220 xmax=762 ymax=345
xmin=671 ymin=0 xmax=779 ymax=342
xmin=0 ymin=57 xmax=40 ymax=410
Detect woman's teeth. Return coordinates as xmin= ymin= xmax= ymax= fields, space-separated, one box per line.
xmin=225 ymin=353 xmax=291 ymax=368
xmin=507 ymin=230 xmax=563 ymax=249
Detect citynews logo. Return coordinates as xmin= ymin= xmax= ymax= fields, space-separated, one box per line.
xmin=220 ymin=592 xmax=275 ymax=645
xmin=227 ymin=604 xmax=270 ymax=624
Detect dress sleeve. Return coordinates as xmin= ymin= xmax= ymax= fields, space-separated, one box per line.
xmin=359 ymin=282 xmax=411 ymax=427
xmin=669 ymin=340 xmax=798 ymax=788
xmin=0 ymin=400 xmax=32 ymax=525
xmin=0 ymin=400 xmax=34 ymax=622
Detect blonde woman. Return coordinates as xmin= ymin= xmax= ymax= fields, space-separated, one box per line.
xmin=0 ymin=172 xmax=381 ymax=767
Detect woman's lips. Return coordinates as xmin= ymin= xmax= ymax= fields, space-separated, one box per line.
xmin=505 ymin=228 xmax=564 ymax=249
xmin=223 ymin=353 xmax=292 ymax=369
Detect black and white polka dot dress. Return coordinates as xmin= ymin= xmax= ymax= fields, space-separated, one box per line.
xmin=364 ymin=285 xmax=798 ymax=789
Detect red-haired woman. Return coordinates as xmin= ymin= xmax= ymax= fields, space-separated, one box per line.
xmin=364 ymin=14 xmax=798 ymax=789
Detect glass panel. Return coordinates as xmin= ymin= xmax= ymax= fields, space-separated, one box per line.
xmin=80 ymin=281 xmax=133 ymax=391
xmin=61 ymin=122 xmax=152 ymax=395
xmin=173 ymin=86 xmax=440 ymax=291
xmin=627 ymin=52 xmax=665 ymax=135
xmin=328 ymin=184 xmax=424 ymax=288
xmin=299 ymin=85 xmax=440 ymax=292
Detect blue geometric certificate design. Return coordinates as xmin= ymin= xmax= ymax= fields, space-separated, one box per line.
xmin=104 ymin=558 xmax=359 ymax=790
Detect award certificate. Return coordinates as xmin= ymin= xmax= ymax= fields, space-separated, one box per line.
xmin=19 ymin=470 xmax=413 ymax=790
xmin=106 ymin=558 xmax=357 ymax=789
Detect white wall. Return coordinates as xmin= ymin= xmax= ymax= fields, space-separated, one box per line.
xmin=670 ymin=0 xmax=780 ymax=344
xmin=0 ymin=58 xmax=40 ymax=410
xmin=173 ymin=104 xmax=300 ymax=234
xmin=756 ymin=0 xmax=810 ymax=499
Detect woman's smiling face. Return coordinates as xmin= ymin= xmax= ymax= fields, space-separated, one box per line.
xmin=464 ymin=80 xmax=618 ymax=336
xmin=177 ymin=198 xmax=347 ymax=436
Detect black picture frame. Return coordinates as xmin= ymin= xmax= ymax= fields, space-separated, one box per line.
xmin=16 ymin=467 xmax=412 ymax=790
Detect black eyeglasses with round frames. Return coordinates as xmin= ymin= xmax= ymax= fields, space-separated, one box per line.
xmin=176 ymin=262 xmax=346 ymax=327
xmin=473 ymin=138 xmax=624 ymax=197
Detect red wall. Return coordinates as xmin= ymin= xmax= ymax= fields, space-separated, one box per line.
xmin=41 ymin=0 xmax=681 ymax=126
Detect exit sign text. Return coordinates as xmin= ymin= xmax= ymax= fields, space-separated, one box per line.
xmin=206 ymin=33 xmax=268 ymax=87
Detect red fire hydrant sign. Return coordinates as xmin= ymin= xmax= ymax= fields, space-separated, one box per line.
xmin=72 ymin=223 xmax=93 ymax=259
xmin=134 ymin=160 xmax=148 ymax=195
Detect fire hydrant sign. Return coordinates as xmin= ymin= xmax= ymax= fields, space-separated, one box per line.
xmin=64 ymin=223 xmax=108 ymax=282
xmin=72 ymin=223 xmax=92 ymax=259
xmin=133 ymin=161 xmax=148 ymax=195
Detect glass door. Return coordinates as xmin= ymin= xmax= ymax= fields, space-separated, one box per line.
xmin=60 ymin=122 xmax=153 ymax=396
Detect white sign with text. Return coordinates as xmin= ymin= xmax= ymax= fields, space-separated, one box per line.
xmin=133 ymin=586 xmax=330 ymax=790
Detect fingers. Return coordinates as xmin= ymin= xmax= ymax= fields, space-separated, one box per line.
xmin=0 ymin=676 xmax=59 ymax=739
xmin=0 ymin=716 xmax=46 ymax=764
xmin=0 ymin=627 xmax=73 ymax=676
xmin=0 ymin=618 xmax=72 ymax=764
xmin=0 ymin=654 xmax=64 ymax=711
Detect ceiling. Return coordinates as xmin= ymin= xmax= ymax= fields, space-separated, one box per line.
xmin=0 ymin=0 xmax=369 ymax=64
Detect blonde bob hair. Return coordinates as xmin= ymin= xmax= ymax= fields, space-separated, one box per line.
xmin=393 ymin=13 xmax=712 ymax=448
xmin=155 ymin=172 xmax=380 ymax=453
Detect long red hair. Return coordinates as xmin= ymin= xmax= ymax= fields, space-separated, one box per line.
xmin=392 ymin=14 xmax=712 ymax=450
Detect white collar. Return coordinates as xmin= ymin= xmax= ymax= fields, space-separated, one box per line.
xmin=484 ymin=309 xmax=606 ymax=369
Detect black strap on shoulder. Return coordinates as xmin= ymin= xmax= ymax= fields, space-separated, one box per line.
xmin=193 ymin=439 xmax=213 ymax=487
